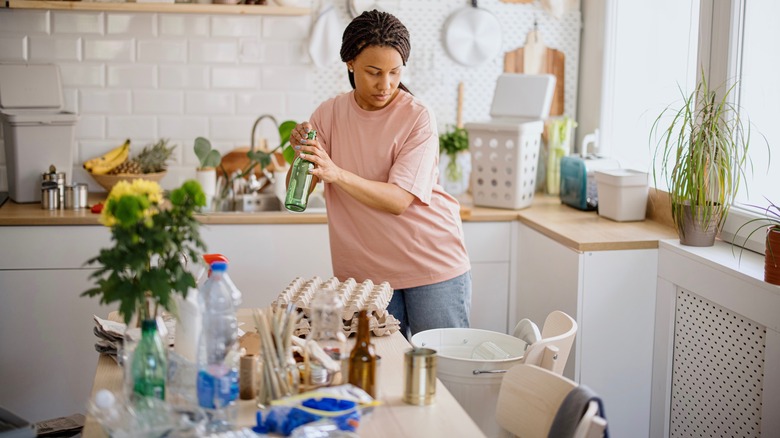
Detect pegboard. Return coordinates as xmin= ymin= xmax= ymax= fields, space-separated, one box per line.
xmin=310 ymin=0 xmax=581 ymax=131
xmin=670 ymin=289 xmax=765 ymax=438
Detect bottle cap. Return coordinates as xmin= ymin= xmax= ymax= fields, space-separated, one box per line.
xmin=211 ymin=261 xmax=228 ymax=272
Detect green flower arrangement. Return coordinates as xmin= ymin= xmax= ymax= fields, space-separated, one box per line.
xmin=82 ymin=179 xmax=207 ymax=324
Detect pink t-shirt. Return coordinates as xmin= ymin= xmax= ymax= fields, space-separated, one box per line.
xmin=310 ymin=90 xmax=470 ymax=289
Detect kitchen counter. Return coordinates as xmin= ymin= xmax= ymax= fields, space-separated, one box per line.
xmin=0 ymin=193 xmax=675 ymax=251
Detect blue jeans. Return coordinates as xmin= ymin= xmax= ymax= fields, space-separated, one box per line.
xmin=387 ymin=271 xmax=472 ymax=339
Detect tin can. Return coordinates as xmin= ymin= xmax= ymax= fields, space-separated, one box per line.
xmin=42 ymin=166 xmax=66 ymax=206
xmin=239 ymin=354 xmax=258 ymax=400
xmin=41 ymin=185 xmax=59 ymax=210
xmin=64 ymin=183 xmax=88 ymax=209
xmin=403 ymin=347 xmax=437 ymax=405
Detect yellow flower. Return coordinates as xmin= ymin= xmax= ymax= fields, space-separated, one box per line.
xmin=99 ymin=179 xmax=164 ymax=227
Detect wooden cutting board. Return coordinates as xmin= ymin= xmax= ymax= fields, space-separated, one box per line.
xmin=503 ymin=46 xmax=565 ymax=116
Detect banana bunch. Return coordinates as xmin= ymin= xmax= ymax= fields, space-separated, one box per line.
xmin=84 ymin=139 xmax=130 ymax=175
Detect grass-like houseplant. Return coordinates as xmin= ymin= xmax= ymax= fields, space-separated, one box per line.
xmin=439 ymin=125 xmax=470 ymax=195
xmin=651 ymin=73 xmax=753 ymax=246
xmin=733 ymin=199 xmax=780 ymax=285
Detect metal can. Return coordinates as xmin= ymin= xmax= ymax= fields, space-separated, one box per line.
xmin=41 ymin=185 xmax=59 ymax=210
xmin=42 ymin=166 xmax=66 ymax=206
xmin=64 ymin=183 xmax=88 ymax=209
xmin=403 ymin=347 xmax=437 ymax=405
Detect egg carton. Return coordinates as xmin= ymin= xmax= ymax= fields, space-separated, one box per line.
xmin=272 ymin=276 xmax=399 ymax=337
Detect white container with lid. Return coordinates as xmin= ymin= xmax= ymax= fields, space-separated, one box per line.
xmin=594 ymin=169 xmax=649 ymax=222
xmin=0 ymin=63 xmax=78 ymax=203
xmin=465 ymin=74 xmax=555 ymax=210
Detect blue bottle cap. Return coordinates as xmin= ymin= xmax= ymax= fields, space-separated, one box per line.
xmin=211 ymin=261 xmax=228 ymax=272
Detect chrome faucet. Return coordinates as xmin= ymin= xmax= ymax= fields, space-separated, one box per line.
xmin=250 ymin=114 xmax=279 ymax=151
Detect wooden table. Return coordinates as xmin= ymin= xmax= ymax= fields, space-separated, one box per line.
xmin=82 ymin=311 xmax=486 ymax=438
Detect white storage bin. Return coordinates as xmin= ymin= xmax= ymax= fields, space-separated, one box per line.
xmin=0 ymin=63 xmax=78 ymax=203
xmin=465 ymin=73 xmax=555 ymax=210
xmin=594 ymin=169 xmax=649 ymax=222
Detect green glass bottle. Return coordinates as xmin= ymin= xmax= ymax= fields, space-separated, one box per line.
xmin=285 ymin=130 xmax=317 ymax=212
xmin=132 ymin=319 xmax=167 ymax=400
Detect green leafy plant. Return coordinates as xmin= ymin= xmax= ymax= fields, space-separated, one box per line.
xmin=439 ymin=125 xmax=469 ymax=180
xmin=81 ymin=179 xmax=207 ymax=324
xmin=650 ymin=72 xmax=757 ymax=238
xmin=732 ymin=198 xmax=780 ymax=262
xmin=194 ymin=137 xmax=221 ymax=170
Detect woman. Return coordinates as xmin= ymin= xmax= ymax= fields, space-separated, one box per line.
xmin=288 ymin=10 xmax=471 ymax=338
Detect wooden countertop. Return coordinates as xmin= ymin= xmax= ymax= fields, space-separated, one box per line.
xmin=0 ymin=193 xmax=676 ymax=252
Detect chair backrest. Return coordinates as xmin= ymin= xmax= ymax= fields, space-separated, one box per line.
xmin=496 ymin=364 xmax=607 ymax=438
xmin=520 ymin=310 xmax=577 ymax=374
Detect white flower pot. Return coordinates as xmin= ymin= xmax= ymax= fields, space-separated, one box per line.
xmin=195 ymin=168 xmax=217 ymax=211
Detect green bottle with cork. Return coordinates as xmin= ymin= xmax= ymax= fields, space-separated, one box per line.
xmin=285 ymin=130 xmax=317 ymax=212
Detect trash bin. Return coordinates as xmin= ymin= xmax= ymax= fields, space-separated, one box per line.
xmin=0 ymin=63 xmax=78 ymax=203
xmin=411 ymin=328 xmax=528 ymax=438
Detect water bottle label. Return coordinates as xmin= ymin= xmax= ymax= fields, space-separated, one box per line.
xmin=197 ymin=368 xmax=239 ymax=409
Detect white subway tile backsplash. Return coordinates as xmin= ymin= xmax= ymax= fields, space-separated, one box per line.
xmin=252 ymin=41 xmax=295 ymax=65
xmin=159 ymin=15 xmax=209 ymax=37
xmin=80 ymin=90 xmax=131 ymax=114
xmin=211 ymin=67 xmax=259 ymax=89
xmin=76 ymin=115 xmax=105 ymax=139
xmin=262 ymin=66 xmax=310 ymax=91
xmin=106 ymin=116 xmax=156 ymax=139
xmin=236 ymin=91 xmax=285 ymax=115
xmin=0 ymin=10 xmax=50 ymax=34
xmin=107 ymin=13 xmax=156 ymax=36
xmin=138 ymin=39 xmax=187 ymax=63
xmin=133 ymin=90 xmax=183 ymax=114
xmin=159 ymin=65 xmax=209 ymax=89
xmin=189 ymin=39 xmax=237 ymax=64
xmin=210 ymin=16 xmax=261 ymax=37
xmin=107 ymin=64 xmax=156 ymax=88
xmin=62 ymin=89 xmax=78 ymax=113
xmin=185 ymin=92 xmax=234 ymax=115
xmin=28 ymin=36 xmax=81 ymax=61
xmin=209 ymin=116 xmax=255 ymax=141
xmin=285 ymin=91 xmax=317 ymax=119
xmin=84 ymin=38 xmax=135 ymax=62
xmin=158 ymin=117 xmax=208 ymax=142
xmin=0 ymin=36 xmax=26 ymax=62
xmin=261 ymin=15 xmax=311 ymax=40
xmin=52 ymin=12 xmax=104 ymax=35
xmin=59 ymin=63 xmax=105 ymax=87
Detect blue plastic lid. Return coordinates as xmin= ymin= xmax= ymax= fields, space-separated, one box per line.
xmin=211 ymin=261 xmax=228 ymax=272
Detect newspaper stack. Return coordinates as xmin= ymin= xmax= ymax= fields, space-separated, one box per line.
xmin=272 ymin=276 xmax=400 ymax=337
xmin=92 ymin=315 xmax=176 ymax=362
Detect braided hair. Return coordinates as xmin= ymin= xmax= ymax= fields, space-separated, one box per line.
xmin=340 ymin=9 xmax=412 ymax=94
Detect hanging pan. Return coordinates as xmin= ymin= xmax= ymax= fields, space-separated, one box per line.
xmin=442 ymin=0 xmax=503 ymax=67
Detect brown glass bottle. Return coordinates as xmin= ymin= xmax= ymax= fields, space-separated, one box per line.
xmin=348 ymin=309 xmax=376 ymax=398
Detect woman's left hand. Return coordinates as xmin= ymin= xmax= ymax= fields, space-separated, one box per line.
xmin=297 ymin=139 xmax=342 ymax=184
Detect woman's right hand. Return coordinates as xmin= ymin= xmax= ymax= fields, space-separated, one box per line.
xmin=289 ymin=122 xmax=314 ymax=158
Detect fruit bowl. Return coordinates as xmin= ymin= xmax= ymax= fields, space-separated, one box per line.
xmin=90 ymin=172 xmax=167 ymax=193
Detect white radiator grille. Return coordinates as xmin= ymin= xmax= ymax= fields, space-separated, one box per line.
xmin=671 ymin=289 xmax=766 ymax=438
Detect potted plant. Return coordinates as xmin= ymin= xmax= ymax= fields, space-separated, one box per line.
xmin=194 ymin=137 xmax=222 ymax=210
xmin=81 ymin=178 xmax=207 ymax=398
xmin=651 ymin=72 xmax=753 ymax=246
xmin=439 ymin=125 xmax=470 ymax=196
xmin=733 ymin=199 xmax=780 ymax=285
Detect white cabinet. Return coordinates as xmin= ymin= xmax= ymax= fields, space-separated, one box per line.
xmin=463 ymin=222 xmax=512 ymax=334
xmin=515 ymin=222 xmax=657 ymax=438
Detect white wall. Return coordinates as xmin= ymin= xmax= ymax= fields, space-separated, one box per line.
xmin=0 ymin=1 xmax=582 ymax=195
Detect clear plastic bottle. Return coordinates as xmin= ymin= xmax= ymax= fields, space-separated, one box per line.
xmin=303 ymin=288 xmax=347 ymax=389
xmin=285 ymin=130 xmax=317 ymax=212
xmin=196 ymin=261 xmax=240 ymax=433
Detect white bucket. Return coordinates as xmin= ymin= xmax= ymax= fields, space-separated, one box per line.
xmin=411 ymin=328 xmax=527 ymax=438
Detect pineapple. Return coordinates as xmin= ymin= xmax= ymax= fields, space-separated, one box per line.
xmin=134 ymin=139 xmax=176 ymax=173
xmin=109 ymin=159 xmax=142 ymax=175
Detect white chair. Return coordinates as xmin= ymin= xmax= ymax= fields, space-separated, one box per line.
xmin=496 ymin=364 xmax=607 ymax=438
xmin=515 ymin=310 xmax=577 ymax=375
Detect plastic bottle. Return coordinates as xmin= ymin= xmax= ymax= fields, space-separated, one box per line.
xmin=285 ymin=130 xmax=317 ymax=212
xmin=132 ymin=319 xmax=167 ymax=400
xmin=348 ymin=309 xmax=377 ymax=398
xmin=196 ymin=261 xmax=240 ymax=433
xmin=303 ymin=288 xmax=347 ymax=389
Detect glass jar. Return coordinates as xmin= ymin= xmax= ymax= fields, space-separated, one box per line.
xmin=303 ymin=287 xmax=346 ymax=390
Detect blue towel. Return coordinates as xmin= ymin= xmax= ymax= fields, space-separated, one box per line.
xmin=547 ymin=384 xmax=609 ymax=438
